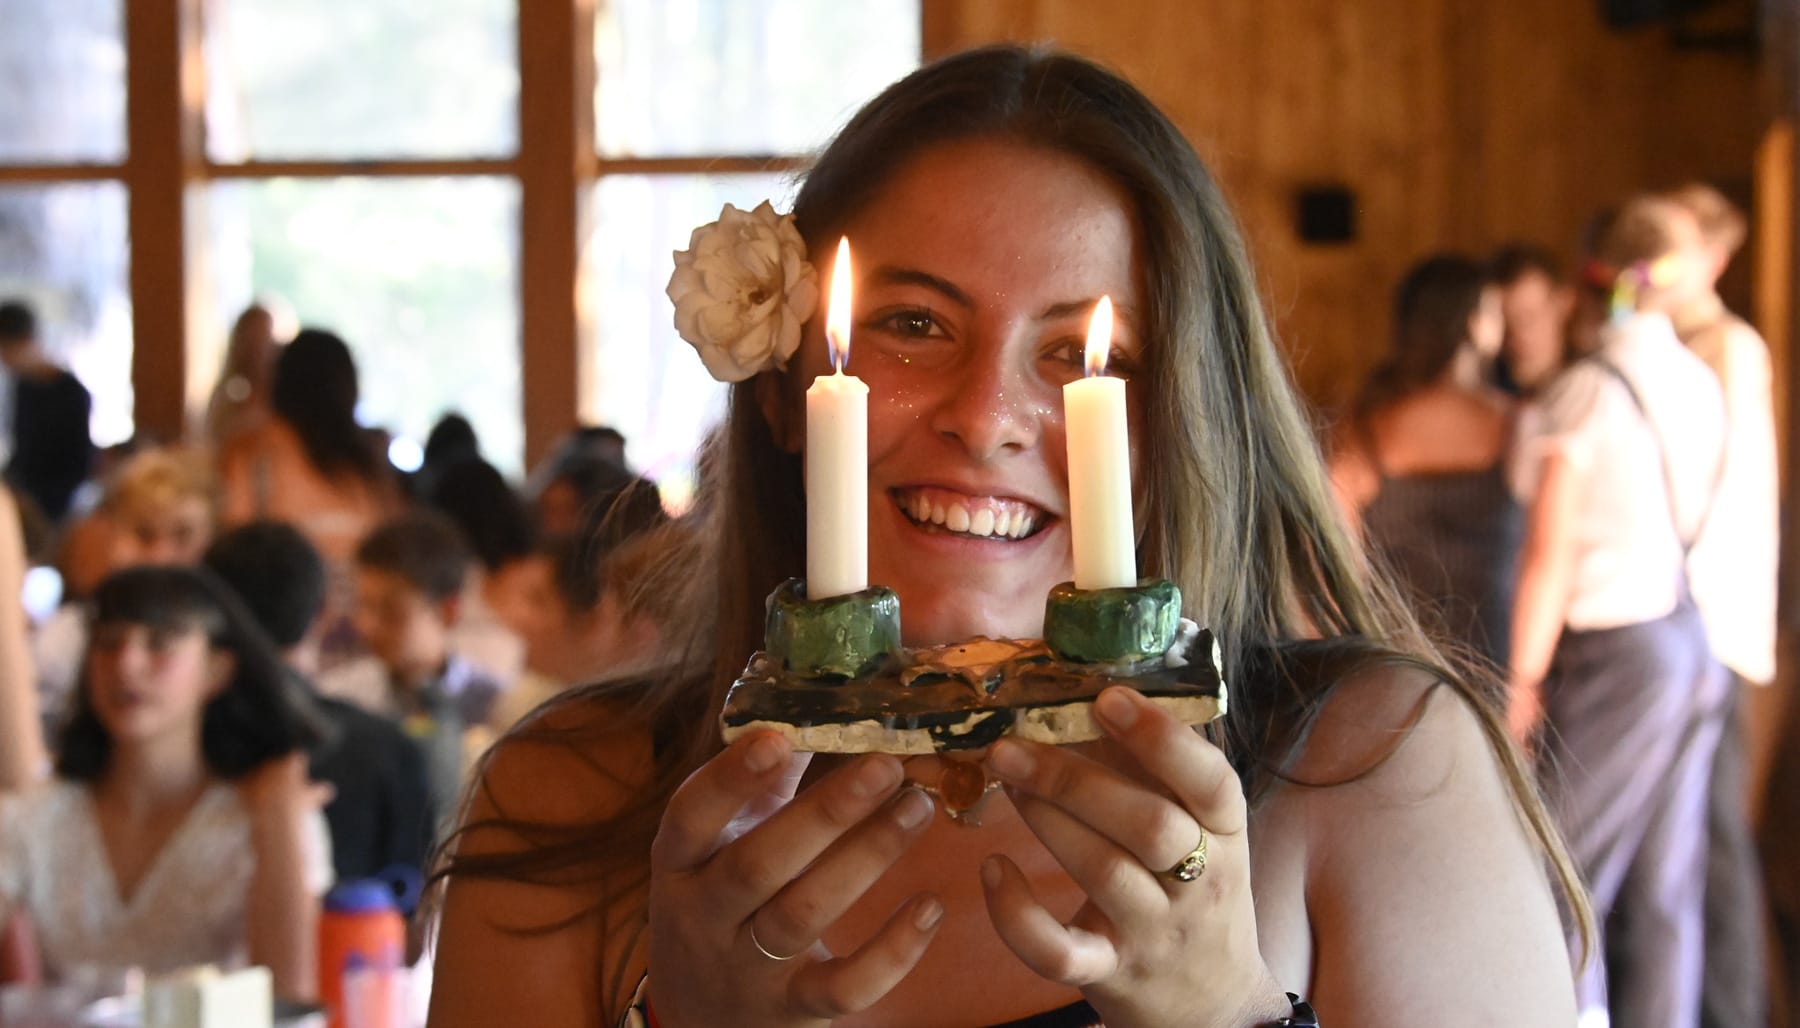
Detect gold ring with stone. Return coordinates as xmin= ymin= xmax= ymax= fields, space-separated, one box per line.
xmin=1162 ymin=828 xmax=1208 ymax=883
xmin=749 ymin=920 xmax=803 ymax=962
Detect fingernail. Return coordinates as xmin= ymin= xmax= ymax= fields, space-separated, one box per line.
xmin=987 ymin=740 xmax=1034 ymax=780
xmin=851 ymin=755 xmax=903 ymax=798
xmin=745 ymin=734 xmax=786 ymax=774
xmin=914 ymin=896 xmax=944 ymax=932
xmin=980 ymin=856 xmax=1002 ymax=891
xmin=1095 ymin=687 xmax=1139 ymax=731
xmin=893 ymin=787 xmax=934 ymax=830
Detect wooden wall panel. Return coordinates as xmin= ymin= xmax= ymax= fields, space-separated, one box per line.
xmin=923 ymin=0 xmax=1763 ymax=415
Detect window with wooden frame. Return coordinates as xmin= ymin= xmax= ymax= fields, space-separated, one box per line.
xmin=0 ymin=0 xmax=917 ymax=483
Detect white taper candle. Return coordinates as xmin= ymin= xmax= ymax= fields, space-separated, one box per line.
xmin=805 ymin=237 xmax=869 ymax=599
xmin=1063 ymin=296 xmax=1137 ymax=590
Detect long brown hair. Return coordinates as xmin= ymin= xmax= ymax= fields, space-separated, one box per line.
xmin=438 ymin=44 xmax=1590 ymax=1009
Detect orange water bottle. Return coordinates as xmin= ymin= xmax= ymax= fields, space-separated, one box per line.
xmin=318 ymin=879 xmax=406 ymax=1028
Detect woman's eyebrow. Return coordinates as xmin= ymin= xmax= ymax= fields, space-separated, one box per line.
xmin=867 ymin=266 xmax=975 ymax=310
xmin=1038 ymin=298 xmax=1142 ymax=336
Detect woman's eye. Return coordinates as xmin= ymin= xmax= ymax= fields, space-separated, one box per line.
xmin=1045 ymin=338 xmax=1086 ymax=368
xmin=146 ymin=628 xmax=178 ymax=651
xmin=1042 ymin=339 xmax=1136 ymax=377
xmin=868 ymin=309 xmax=945 ymax=340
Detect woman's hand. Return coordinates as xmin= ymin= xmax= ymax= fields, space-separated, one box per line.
xmin=646 ymin=731 xmax=942 ymax=1027
xmin=980 ymin=686 xmax=1293 ymax=1028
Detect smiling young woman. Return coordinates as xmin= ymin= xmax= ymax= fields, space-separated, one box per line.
xmin=429 ymin=46 xmax=1587 ymax=1028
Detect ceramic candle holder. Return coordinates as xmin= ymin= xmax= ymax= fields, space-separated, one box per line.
xmin=721 ymin=576 xmax=1224 ymax=755
xmin=765 ymin=578 xmax=901 ymax=679
xmin=1042 ymin=578 xmax=1182 ymax=666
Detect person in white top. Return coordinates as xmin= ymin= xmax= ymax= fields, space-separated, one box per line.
xmin=0 ymin=565 xmax=333 ymax=999
xmin=1662 ymin=182 xmax=1777 ymax=1028
xmin=1508 ymin=195 xmax=1731 ymax=1028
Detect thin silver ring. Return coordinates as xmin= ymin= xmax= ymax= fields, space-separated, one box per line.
xmin=748 ymin=920 xmax=803 ymax=962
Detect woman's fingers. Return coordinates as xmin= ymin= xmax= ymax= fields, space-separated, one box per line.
xmin=987 ymin=736 xmax=1203 ymax=877
xmin=787 ymin=893 xmax=946 ymax=1020
xmin=750 ymin=787 xmax=936 ymax=957
xmin=710 ymin=753 xmax=907 ymax=912
xmin=1002 ymin=791 xmax=1169 ymax=930
xmin=979 ymin=855 xmax=1118 ymax=987
xmin=651 ymin=732 xmax=802 ymax=873
xmin=1093 ymin=686 xmax=1248 ymax=837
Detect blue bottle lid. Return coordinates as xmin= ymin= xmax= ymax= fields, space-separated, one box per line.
xmin=324 ymin=878 xmax=401 ymax=915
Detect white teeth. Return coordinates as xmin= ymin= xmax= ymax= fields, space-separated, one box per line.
xmin=897 ymin=491 xmax=1040 ymax=540
xmin=969 ymin=509 xmax=995 ymax=536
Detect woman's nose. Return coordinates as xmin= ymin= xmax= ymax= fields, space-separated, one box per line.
xmin=101 ymin=636 xmax=152 ymax=678
xmin=928 ymin=344 xmax=1046 ymax=462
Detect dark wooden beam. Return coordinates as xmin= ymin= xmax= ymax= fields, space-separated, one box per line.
xmin=516 ymin=0 xmax=596 ymax=471
xmin=123 ymin=0 xmax=206 ymax=443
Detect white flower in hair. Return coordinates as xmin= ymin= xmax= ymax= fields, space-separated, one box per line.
xmin=666 ymin=200 xmax=819 ymax=382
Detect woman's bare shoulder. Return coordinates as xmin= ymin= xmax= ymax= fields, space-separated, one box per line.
xmin=1277 ymin=660 xmax=1476 ymax=790
xmin=430 ymin=693 xmax=659 ymax=1028
xmin=1263 ymin=662 xmax=1577 ymax=1021
xmin=467 ymin=691 xmax=657 ymax=834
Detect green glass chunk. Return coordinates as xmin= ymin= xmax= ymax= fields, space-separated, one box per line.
xmin=1043 ymin=578 xmax=1182 ymax=664
xmin=765 ymin=579 xmax=902 ymax=679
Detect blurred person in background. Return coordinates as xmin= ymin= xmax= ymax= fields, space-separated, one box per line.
xmin=494 ymin=474 xmax=670 ymax=728
xmin=34 ymin=446 xmax=219 ymax=739
xmin=0 ymin=565 xmax=331 ymax=999
xmin=325 ymin=511 xmax=505 ymax=835
xmin=528 ymin=425 xmax=633 ymax=538
xmin=1659 ymin=182 xmax=1777 ymax=1028
xmin=1330 ymin=254 xmax=1519 ymax=673
xmin=203 ymin=302 xmax=292 ymax=449
xmin=217 ymin=328 xmax=398 ymax=664
xmin=0 ymin=300 xmax=93 ymax=527
xmin=217 ymin=326 xmax=396 ymax=573
xmin=415 ymin=441 xmax=535 ymax=685
xmin=413 ymin=412 xmax=481 ymax=497
xmin=1489 ymin=243 xmax=1576 ymax=398
xmin=1508 ymin=196 xmax=1729 ymax=1028
xmin=0 ymin=486 xmax=44 ymax=791
xmin=205 ymin=521 xmax=433 ymax=893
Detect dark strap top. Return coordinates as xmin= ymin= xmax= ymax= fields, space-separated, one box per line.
xmin=988 ymin=998 xmax=1103 ymax=1027
xmin=1361 ymin=461 xmax=1523 ymax=671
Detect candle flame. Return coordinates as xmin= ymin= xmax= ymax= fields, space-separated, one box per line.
xmin=827 ymin=237 xmax=853 ymax=373
xmin=1084 ymin=296 xmax=1114 ymax=378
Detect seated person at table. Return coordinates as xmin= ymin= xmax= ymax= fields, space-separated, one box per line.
xmin=34 ymin=446 xmax=220 ymax=738
xmin=325 ymin=512 xmax=503 ymax=830
xmin=205 ymin=521 xmax=433 ymax=891
xmin=0 ymin=565 xmax=331 ymax=999
xmin=428 ymin=46 xmax=1583 ymax=1027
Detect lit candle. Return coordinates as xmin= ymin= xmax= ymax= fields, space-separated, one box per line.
xmin=1063 ymin=296 xmax=1137 ymax=590
xmin=806 ymin=237 xmax=869 ymax=599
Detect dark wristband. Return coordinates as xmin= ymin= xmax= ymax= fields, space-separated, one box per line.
xmin=1258 ymin=992 xmax=1319 ymax=1027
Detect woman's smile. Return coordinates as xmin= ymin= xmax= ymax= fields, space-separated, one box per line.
xmin=888 ymin=485 xmax=1054 ymax=542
